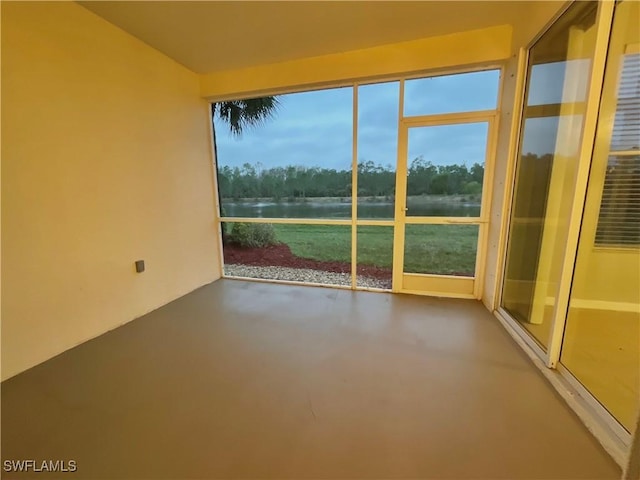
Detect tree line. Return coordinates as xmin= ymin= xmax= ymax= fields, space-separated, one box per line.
xmin=218 ymin=156 xmax=484 ymax=200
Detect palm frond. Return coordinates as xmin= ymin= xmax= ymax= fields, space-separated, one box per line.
xmin=212 ymin=96 xmax=279 ymax=136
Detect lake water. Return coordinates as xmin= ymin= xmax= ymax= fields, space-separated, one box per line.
xmin=223 ymin=199 xmax=481 ymax=219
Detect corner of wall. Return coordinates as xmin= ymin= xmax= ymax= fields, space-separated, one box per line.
xmin=1 ymin=1 xmax=221 ymax=380
xmin=482 ymin=50 xmax=527 ymax=311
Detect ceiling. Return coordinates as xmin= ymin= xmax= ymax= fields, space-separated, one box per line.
xmin=80 ymin=1 xmax=556 ymax=75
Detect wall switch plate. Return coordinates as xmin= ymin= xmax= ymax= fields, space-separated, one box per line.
xmin=135 ymin=260 xmax=145 ymax=273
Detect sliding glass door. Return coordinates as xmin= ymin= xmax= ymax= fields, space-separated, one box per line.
xmin=501 ymin=1 xmax=598 ymax=349
xmin=560 ymin=0 xmax=639 ymax=434
xmin=500 ymin=0 xmax=639 ymax=440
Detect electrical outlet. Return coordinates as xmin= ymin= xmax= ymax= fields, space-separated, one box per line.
xmin=135 ymin=260 xmax=145 ymax=273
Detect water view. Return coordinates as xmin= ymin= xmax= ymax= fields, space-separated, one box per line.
xmin=222 ymin=197 xmax=481 ymax=219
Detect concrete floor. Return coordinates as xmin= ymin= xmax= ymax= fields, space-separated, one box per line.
xmin=2 ymin=280 xmax=620 ymax=479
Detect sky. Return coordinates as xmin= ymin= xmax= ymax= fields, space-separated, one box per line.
xmin=215 ymin=64 xmax=583 ymax=171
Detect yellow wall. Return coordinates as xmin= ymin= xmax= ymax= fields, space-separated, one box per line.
xmin=483 ymin=52 xmax=520 ymax=311
xmin=510 ymin=1 xmax=570 ymax=54
xmin=200 ymin=25 xmax=512 ymax=101
xmin=1 ymin=1 xmax=221 ymax=380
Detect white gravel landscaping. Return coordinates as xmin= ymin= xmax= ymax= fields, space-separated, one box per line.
xmin=224 ymin=264 xmax=390 ymax=289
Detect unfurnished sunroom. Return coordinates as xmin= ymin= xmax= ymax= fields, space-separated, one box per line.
xmin=1 ymin=1 xmax=638 ymax=478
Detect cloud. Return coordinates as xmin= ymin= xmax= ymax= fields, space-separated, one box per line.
xmin=216 ymin=88 xmax=353 ymax=170
xmin=409 ymin=123 xmax=488 ymax=166
xmin=404 ymin=70 xmax=500 ymax=116
xmin=215 ymin=71 xmax=499 ymax=171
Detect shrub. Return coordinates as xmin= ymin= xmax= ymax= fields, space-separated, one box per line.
xmin=228 ymin=222 xmax=278 ymax=248
xmin=462 ymin=181 xmax=482 ymax=195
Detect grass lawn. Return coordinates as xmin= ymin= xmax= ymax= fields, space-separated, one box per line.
xmin=273 ymin=224 xmax=351 ymax=263
xmin=403 ymin=225 xmax=478 ymax=275
xmin=271 ymin=224 xmax=478 ymax=276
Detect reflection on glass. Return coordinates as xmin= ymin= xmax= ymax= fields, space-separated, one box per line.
xmin=501 ymin=2 xmax=597 ymax=349
xmin=357 ymin=81 xmax=399 ymax=219
xmin=222 ymin=223 xmax=351 ymax=286
xmin=560 ymin=0 xmax=639 ymax=432
xmin=215 ymin=87 xmax=353 ymax=219
xmin=404 ymin=70 xmax=500 ymax=117
xmin=357 ymin=226 xmax=393 ymax=289
xmin=406 ymin=123 xmax=487 ymax=217
xmin=403 ymin=225 xmax=478 ymax=276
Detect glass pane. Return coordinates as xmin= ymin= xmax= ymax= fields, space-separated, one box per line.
xmin=215 ymin=87 xmax=353 ymax=219
xmin=403 ymin=225 xmax=478 ymax=276
xmin=222 ymin=223 xmax=351 ymax=287
xmin=357 ymin=81 xmax=398 ymax=220
xmin=501 ymin=1 xmax=598 ymax=349
xmin=560 ymin=0 xmax=640 ymax=432
xmin=357 ymin=226 xmax=393 ymax=290
xmin=403 ymin=70 xmax=500 ymax=117
xmin=406 ymin=123 xmax=487 ymax=217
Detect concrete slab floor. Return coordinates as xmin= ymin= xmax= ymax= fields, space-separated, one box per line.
xmin=2 ymin=279 xmax=621 ymax=479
